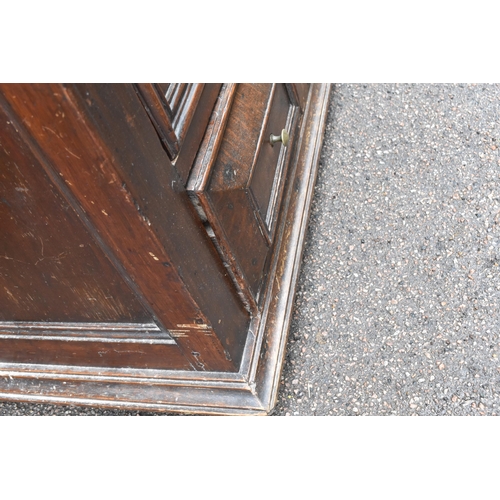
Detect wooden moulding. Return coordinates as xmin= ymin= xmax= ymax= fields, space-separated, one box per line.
xmin=0 ymin=84 xmax=332 ymax=415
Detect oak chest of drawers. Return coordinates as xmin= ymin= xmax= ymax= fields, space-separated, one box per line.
xmin=0 ymin=83 xmax=331 ymax=414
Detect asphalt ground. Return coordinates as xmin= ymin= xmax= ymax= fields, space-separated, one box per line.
xmin=2 ymin=83 xmax=500 ymax=416
xmin=272 ymin=83 xmax=500 ymax=416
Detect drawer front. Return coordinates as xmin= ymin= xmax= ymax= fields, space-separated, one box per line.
xmin=188 ymin=83 xmax=300 ymax=310
xmin=248 ymin=83 xmax=295 ymax=240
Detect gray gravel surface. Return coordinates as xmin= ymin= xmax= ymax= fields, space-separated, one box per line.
xmin=272 ymin=83 xmax=500 ymax=416
xmin=2 ymin=83 xmax=500 ymax=416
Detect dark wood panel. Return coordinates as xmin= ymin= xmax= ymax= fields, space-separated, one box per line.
xmin=186 ymin=84 xmax=237 ymax=188
xmin=0 ymin=98 xmax=151 ymax=324
xmin=207 ymin=187 xmax=270 ymax=300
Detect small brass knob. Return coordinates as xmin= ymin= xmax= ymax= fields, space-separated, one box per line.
xmin=270 ymin=129 xmax=289 ymax=147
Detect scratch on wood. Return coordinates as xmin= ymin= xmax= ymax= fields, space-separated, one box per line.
xmin=42 ymin=125 xmax=61 ymax=138
xmin=4 ymin=288 xmax=16 ymax=301
xmin=34 ymin=251 xmax=67 ymax=266
xmin=169 ymin=330 xmax=189 ymax=338
xmin=1 ymin=255 xmax=28 ymax=265
xmin=113 ymin=350 xmax=146 ymax=355
xmin=64 ymin=147 xmax=81 ymax=160
xmin=176 ymin=324 xmax=211 ymax=330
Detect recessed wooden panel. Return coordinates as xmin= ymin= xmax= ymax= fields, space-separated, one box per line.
xmin=135 ymin=83 xmax=204 ymax=159
xmin=0 ymin=107 xmax=152 ymax=324
xmin=136 ymin=83 xmax=222 ymax=186
xmin=134 ymin=83 xmax=180 ymax=158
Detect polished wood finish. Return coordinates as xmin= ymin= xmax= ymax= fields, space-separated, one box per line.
xmin=0 ymin=83 xmax=330 ymax=414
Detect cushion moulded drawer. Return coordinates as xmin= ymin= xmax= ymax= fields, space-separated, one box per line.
xmin=187 ymin=83 xmax=301 ymax=311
